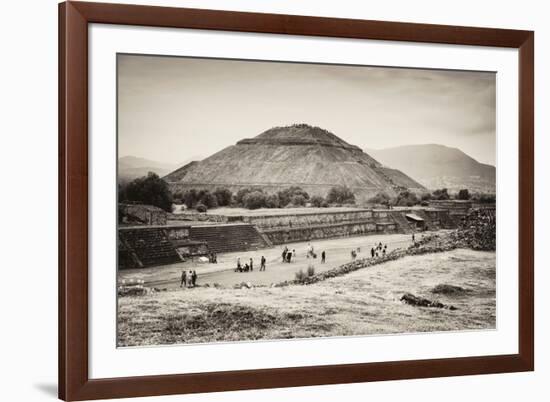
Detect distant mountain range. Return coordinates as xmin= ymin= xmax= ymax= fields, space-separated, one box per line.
xmin=118 ymin=156 xmax=182 ymax=183
xmin=367 ymin=144 xmax=496 ymax=193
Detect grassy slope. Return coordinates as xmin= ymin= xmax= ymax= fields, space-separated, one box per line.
xmin=118 ymin=249 xmax=495 ymax=347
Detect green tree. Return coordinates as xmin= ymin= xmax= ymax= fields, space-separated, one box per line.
xmin=395 ymin=190 xmax=419 ymax=206
xmin=457 ymin=189 xmax=471 ymax=200
xmin=243 ymin=191 xmax=267 ymax=209
xmin=326 ymin=185 xmax=356 ymax=204
xmin=235 ymin=188 xmax=255 ymax=205
xmin=367 ymin=192 xmax=390 ymax=205
xmin=309 ymin=195 xmax=325 ymax=207
xmin=121 ymin=172 xmax=173 ymax=212
xmin=277 ymin=186 xmax=310 ymax=207
xmin=290 ymin=194 xmax=307 ymax=206
xmin=265 ymin=194 xmax=280 ymax=208
xmin=200 ymin=191 xmax=219 ymax=208
xmin=432 ymin=188 xmax=450 ymax=200
xmin=213 ymin=188 xmax=233 ymax=206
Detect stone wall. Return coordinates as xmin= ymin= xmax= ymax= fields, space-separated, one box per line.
xmin=262 ymin=220 xmax=397 ymax=245
xmin=119 ymin=203 xmax=168 ymax=226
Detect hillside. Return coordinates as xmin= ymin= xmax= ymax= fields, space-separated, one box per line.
xmin=118 ymin=156 xmax=180 ymax=183
xmin=368 ymin=144 xmax=496 ymax=193
xmin=164 ymin=124 xmax=426 ymax=201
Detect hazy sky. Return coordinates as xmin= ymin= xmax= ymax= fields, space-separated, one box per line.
xmin=118 ymin=54 xmax=496 ymax=166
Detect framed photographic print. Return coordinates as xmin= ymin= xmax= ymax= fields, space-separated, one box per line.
xmin=59 ymin=1 xmax=534 ymax=400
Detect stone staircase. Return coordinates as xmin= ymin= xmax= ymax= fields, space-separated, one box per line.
xmin=189 ymin=224 xmax=269 ymax=254
xmin=119 ymin=228 xmax=182 ymax=268
xmin=389 ymin=211 xmax=413 ymax=233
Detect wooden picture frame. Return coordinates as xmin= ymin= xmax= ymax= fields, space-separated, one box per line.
xmin=59 ymin=1 xmax=534 ymax=400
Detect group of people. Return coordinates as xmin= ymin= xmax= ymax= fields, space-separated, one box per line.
xmin=370 ymin=242 xmax=388 ymax=258
xmin=180 ymin=269 xmax=198 ymax=288
xmin=235 ymin=256 xmax=267 ymax=272
xmin=208 ymin=252 xmax=218 ymax=263
xmin=282 ymin=246 xmax=297 ymax=263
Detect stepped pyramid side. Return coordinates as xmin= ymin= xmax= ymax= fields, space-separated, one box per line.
xmin=164 ymin=124 xmax=425 ymax=201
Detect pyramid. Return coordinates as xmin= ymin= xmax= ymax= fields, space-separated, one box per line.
xmin=164 ymin=124 xmax=425 ymax=201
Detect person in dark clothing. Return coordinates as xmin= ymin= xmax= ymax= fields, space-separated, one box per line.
xmin=180 ymin=270 xmax=186 ymax=287
xmin=260 ymin=256 xmax=266 ymax=271
xmin=287 ymin=252 xmax=292 ymax=263
xmin=282 ymin=249 xmax=287 ymax=263
xmin=371 ymin=247 xmax=375 ymax=258
xmin=412 ymin=233 xmax=415 ymax=243
xmin=321 ymin=251 xmax=326 ymax=263
xmin=249 ymin=258 xmax=254 ymax=271
xmin=236 ymin=257 xmax=242 ymax=272
xmin=191 ymin=270 xmax=197 ymax=287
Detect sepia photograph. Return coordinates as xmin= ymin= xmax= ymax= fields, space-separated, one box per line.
xmin=116 ymin=54 xmax=497 ymax=348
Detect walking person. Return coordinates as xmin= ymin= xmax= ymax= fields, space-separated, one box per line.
xmin=191 ymin=270 xmax=197 ymax=287
xmin=180 ymin=270 xmax=186 ymax=287
xmin=249 ymin=258 xmax=254 ymax=272
xmin=260 ymin=256 xmax=266 ymax=271
xmin=282 ymin=248 xmax=287 ymax=263
xmin=321 ymin=250 xmax=326 ymax=264
xmin=371 ymin=247 xmax=375 ymax=258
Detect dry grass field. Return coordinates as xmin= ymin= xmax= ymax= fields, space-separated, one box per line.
xmin=118 ymin=248 xmax=495 ymax=347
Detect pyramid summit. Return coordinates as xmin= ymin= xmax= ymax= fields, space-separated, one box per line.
xmin=164 ymin=124 xmax=425 ymax=201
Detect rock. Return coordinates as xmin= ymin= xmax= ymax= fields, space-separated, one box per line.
xmin=400 ymin=293 xmax=457 ymax=310
xmin=431 ymin=284 xmax=467 ymax=295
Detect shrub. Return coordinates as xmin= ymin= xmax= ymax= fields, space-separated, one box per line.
xmin=432 ymin=188 xmax=450 ymax=200
xmin=320 ymin=200 xmax=329 ymax=208
xmin=265 ymin=194 xmax=280 ymax=208
xmin=421 ymin=192 xmax=432 ymax=201
xmin=368 ymin=191 xmax=390 ymax=205
xmin=235 ymin=188 xmax=255 ymax=205
xmin=277 ymin=186 xmax=310 ymax=207
xmin=119 ymin=172 xmax=173 ymax=212
xmin=213 ymin=188 xmax=233 ymax=206
xmin=307 ymin=264 xmax=315 ymax=277
xmin=395 ymin=190 xmax=419 ymax=206
xmin=326 ymin=185 xmax=356 ymax=204
xmin=457 ymin=189 xmax=471 ymax=200
xmin=242 ymin=191 xmax=267 ymax=209
xmin=200 ymin=191 xmax=218 ymax=208
xmin=290 ymin=194 xmax=307 ymax=207
xmin=195 ymin=203 xmax=207 ymax=213
xmin=295 ymin=269 xmax=307 ymax=281
xmin=309 ymin=195 xmax=325 ymax=207
xmin=474 ymin=193 xmax=496 ymax=204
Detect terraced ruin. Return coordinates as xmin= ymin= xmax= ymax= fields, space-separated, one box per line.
xmin=164 ymin=124 xmax=426 ymax=202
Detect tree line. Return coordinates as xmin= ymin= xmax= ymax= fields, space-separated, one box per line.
xmin=118 ymin=172 xmax=495 ymax=212
xmin=173 ymin=184 xmax=356 ymax=211
xmin=118 ymin=172 xmax=357 ymax=212
xmin=367 ymin=188 xmax=496 ymax=208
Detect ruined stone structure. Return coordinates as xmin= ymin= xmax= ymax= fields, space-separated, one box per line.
xmin=119 ymin=203 xmax=167 ymax=226
xmin=118 ymin=207 xmax=457 ymax=269
xmin=164 ymin=124 xmax=425 ymax=202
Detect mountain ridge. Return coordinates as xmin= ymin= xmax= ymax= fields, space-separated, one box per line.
xmin=367 ymin=144 xmax=495 ymax=193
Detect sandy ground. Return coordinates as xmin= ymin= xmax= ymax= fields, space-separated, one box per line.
xmin=118 ymin=232 xmax=446 ymax=288
xmin=117 ymin=248 xmax=496 ymax=347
